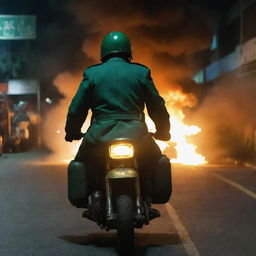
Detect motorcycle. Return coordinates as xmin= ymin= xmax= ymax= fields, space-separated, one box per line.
xmin=68 ymin=136 xmax=172 ymax=255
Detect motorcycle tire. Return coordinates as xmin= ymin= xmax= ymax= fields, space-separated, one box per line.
xmin=115 ymin=194 xmax=135 ymax=255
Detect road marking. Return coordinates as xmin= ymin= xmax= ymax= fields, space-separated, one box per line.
xmin=165 ymin=203 xmax=200 ymax=256
xmin=212 ymin=173 xmax=256 ymax=200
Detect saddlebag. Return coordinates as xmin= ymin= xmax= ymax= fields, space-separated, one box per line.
xmin=68 ymin=160 xmax=88 ymax=208
xmin=152 ymin=155 xmax=172 ymax=204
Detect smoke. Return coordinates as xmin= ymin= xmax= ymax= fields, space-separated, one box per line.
xmin=42 ymin=71 xmax=92 ymax=161
xmin=70 ymin=0 xmax=212 ymax=91
xmin=190 ymin=75 xmax=256 ymax=162
xmin=41 ymin=0 xmax=215 ymax=161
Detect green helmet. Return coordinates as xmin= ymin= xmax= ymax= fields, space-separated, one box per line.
xmin=100 ymin=32 xmax=132 ymax=61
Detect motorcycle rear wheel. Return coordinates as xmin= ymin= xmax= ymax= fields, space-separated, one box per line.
xmin=116 ymin=194 xmax=135 ymax=255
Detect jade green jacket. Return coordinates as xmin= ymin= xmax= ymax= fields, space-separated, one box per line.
xmin=65 ymin=57 xmax=170 ymax=144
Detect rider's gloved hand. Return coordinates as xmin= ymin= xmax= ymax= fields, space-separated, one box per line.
xmin=65 ymin=132 xmax=83 ymax=142
xmin=153 ymin=131 xmax=171 ymax=141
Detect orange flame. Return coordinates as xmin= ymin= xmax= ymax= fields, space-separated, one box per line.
xmin=146 ymin=90 xmax=207 ymax=165
xmin=47 ymin=73 xmax=206 ymax=165
xmin=63 ymin=91 xmax=207 ymax=166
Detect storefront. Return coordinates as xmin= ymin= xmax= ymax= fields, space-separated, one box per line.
xmin=0 ymin=79 xmax=40 ymax=152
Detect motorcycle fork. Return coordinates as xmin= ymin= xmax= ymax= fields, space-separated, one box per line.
xmin=105 ymin=175 xmax=143 ymax=225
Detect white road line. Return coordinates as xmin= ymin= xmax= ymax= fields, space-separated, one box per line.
xmin=212 ymin=173 xmax=256 ymax=200
xmin=165 ymin=203 xmax=200 ymax=256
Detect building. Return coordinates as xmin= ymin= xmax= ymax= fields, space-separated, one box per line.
xmin=193 ymin=0 xmax=256 ymax=161
xmin=0 ymin=13 xmax=40 ymax=151
xmin=193 ymin=0 xmax=256 ymax=84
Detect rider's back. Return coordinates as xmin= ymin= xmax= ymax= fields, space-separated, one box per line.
xmin=87 ymin=57 xmax=149 ymax=116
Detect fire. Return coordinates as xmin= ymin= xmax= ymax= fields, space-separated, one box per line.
xmin=63 ymin=90 xmax=207 ymax=166
xmin=62 ymin=144 xmax=79 ymax=164
xmin=146 ymin=90 xmax=207 ymax=165
xmin=51 ymin=73 xmax=206 ymax=165
xmin=168 ymin=116 xmax=206 ymax=165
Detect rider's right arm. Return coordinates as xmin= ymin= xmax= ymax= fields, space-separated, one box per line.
xmin=65 ymin=70 xmax=92 ymax=137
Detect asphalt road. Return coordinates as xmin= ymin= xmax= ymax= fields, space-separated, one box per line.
xmin=0 ymin=152 xmax=255 ymax=256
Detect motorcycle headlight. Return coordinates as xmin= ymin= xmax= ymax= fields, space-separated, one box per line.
xmin=109 ymin=143 xmax=134 ymax=159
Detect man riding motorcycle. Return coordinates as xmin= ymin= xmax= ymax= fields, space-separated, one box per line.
xmin=65 ymin=31 xmax=171 ymax=216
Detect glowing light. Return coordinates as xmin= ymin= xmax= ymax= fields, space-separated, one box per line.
xmin=169 ymin=116 xmax=206 ymax=165
xmin=109 ymin=143 xmax=134 ymax=159
xmin=155 ymin=140 xmax=169 ymax=152
xmin=113 ymin=35 xmax=118 ymax=39
xmin=45 ymin=97 xmax=53 ymax=104
xmin=63 ymin=141 xmax=81 ymax=164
